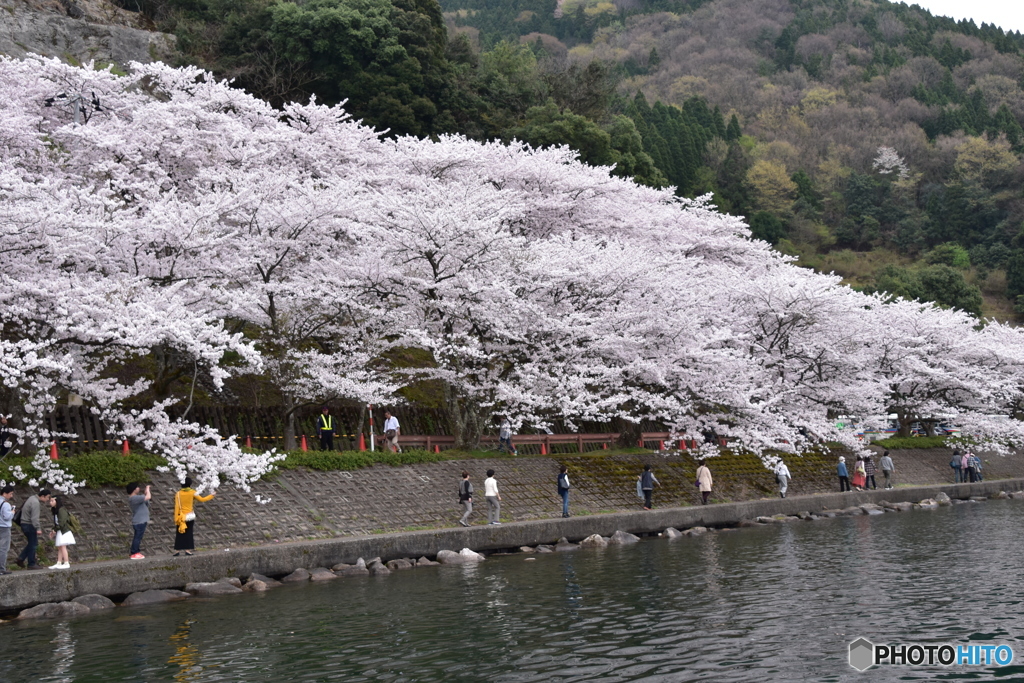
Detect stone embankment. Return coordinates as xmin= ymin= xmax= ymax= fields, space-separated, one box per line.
xmin=3 ymin=477 xmax=1022 ymax=617
xmin=5 ymin=448 xmax=1016 ymax=567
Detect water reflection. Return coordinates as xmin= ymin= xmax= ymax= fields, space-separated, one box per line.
xmin=43 ymin=620 xmax=75 ymax=683
xmin=4 ymin=502 xmax=1024 ymax=682
xmin=168 ymin=617 xmax=201 ymax=682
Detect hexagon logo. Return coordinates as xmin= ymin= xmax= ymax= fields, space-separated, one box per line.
xmin=849 ymin=638 xmax=874 ymax=671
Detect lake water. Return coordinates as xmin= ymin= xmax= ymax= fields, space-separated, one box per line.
xmin=2 ymin=500 xmax=1024 ymax=682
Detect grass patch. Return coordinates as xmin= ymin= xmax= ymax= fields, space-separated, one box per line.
xmin=0 ymin=451 xmax=167 ymax=488
xmin=872 ymin=435 xmax=948 ymax=449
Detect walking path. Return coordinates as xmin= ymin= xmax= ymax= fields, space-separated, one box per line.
xmin=2 ymin=475 xmax=1021 ymax=613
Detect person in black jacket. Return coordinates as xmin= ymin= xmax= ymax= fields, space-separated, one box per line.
xmin=457 ymin=471 xmax=473 ymax=527
xmin=557 ymin=465 xmax=571 ymax=517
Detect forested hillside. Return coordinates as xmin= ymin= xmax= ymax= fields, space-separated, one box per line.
xmin=120 ymin=0 xmax=1024 ymax=319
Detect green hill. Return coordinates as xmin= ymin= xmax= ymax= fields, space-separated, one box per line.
xmin=119 ymin=0 xmax=1024 ymax=319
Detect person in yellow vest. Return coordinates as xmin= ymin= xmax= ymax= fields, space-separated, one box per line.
xmin=173 ymin=477 xmax=214 ymax=556
xmin=318 ymin=406 xmax=336 ymax=451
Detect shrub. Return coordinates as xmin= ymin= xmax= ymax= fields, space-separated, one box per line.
xmin=0 ymin=451 xmax=166 ymax=488
xmin=872 ymin=435 xmax=948 ymax=449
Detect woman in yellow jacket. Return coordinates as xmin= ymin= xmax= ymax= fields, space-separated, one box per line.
xmin=173 ymin=477 xmax=215 ymax=556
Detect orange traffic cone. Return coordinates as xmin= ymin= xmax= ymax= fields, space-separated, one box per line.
xmin=638 ymin=438 xmax=644 ymax=448
xmin=50 ymin=441 xmax=59 ymax=460
xmin=358 ymin=433 xmax=366 ymax=451
xmin=245 ymin=435 xmax=252 ymax=449
xmin=300 ymin=434 xmax=308 ymax=452
xmin=540 ymin=442 xmax=547 ymax=455
xmin=659 ymin=440 xmax=664 ymax=451
xmin=603 ymin=442 xmax=608 ymax=450
xmin=434 ymin=444 xmax=440 ymax=453
xmin=122 ymin=438 xmax=130 ymax=456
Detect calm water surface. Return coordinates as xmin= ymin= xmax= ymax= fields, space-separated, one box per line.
xmin=2 ymin=500 xmax=1024 ymax=682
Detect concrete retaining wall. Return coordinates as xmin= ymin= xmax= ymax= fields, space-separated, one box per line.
xmin=2 ymin=477 xmax=1020 ymax=614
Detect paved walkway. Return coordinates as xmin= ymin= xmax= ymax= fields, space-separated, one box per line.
xmin=2 ymin=448 xmax=1021 ymax=566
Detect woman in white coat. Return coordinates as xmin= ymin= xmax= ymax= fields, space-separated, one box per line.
xmin=695 ymin=460 xmax=713 ymax=505
xmin=776 ymin=460 xmax=792 ymax=498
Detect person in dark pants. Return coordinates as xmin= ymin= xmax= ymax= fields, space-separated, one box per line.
xmin=695 ymin=459 xmax=712 ymax=505
xmin=639 ymin=464 xmax=660 ymax=510
xmin=458 ymin=471 xmax=473 ymax=527
xmin=950 ymin=450 xmax=962 ymax=483
xmin=879 ymin=451 xmax=895 ymax=489
xmin=0 ymin=485 xmax=14 ymax=575
xmin=557 ymin=465 xmax=571 ymax=517
xmin=126 ymin=482 xmax=151 ymax=559
xmin=863 ymin=454 xmax=877 ymax=490
xmin=174 ymin=477 xmax=215 ymax=556
xmin=318 ymin=406 xmax=335 ymax=451
xmin=15 ymin=489 xmax=49 ymax=569
xmin=837 ymin=456 xmax=851 ymax=492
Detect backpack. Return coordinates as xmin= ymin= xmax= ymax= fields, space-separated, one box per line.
xmin=67 ymin=512 xmax=83 ymax=534
xmin=950 ymin=455 xmax=959 ymax=468
xmin=558 ymin=473 xmax=569 ymax=490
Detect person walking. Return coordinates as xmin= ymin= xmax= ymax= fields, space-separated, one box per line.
xmin=0 ymin=485 xmax=15 ymax=575
xmin=317 ymin=406 xmax=335 ymax=452
xmin=48 ymin=495 xmax=76 ymax=569
xmin=969 ymin=452 xmax=982 ymax=481
xmin=775 ymin=460 xmax=791 ymax=498
xmin=950 ymin=450 xmax=962 ymax=483
xmin=557 ymin=465 xmax=571 ymax=517
xmin=863 ymin=454 xmax=877 ymax=490
xmin=173 ymin=477 xmax=215 ymax=556
xmin=639 ymin=464 xmax=660 ymax=510
xmin=879 ymin=450 xmax=895 ymax=489
xmin=695 ymin=459 xmax=713 ymax=505
xmin=457 ymin=471 xmax=474 ymax=527
xmin=126 ymin=482 xmax=151 ymax=559
xmin=383 ymin=410 xmax=401 ymax=453
xmin=851 ymin=456 xmax=866 ymax=490
xmin=837 ymin=456 xmax=851 ymax=492
xmin=484 ymin=469 xmax=501 ymax=525
xmin=961 ymin=450 xmax=974 ymax=483
xmin=15 ymin=488 xmax=49 ymax=570
xmin=498 ymin=416 xmax=516 ymax=455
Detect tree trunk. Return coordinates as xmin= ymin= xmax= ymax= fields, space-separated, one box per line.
xmin=283 ymin=393 xmax=297 ymax=451
xmin=443 ymin=384 xmax=482 ymax=450
xmin=614 ymin=417 xmax=642 ymax=449
xmin=896 ymin=410 xmax=912 ymax=438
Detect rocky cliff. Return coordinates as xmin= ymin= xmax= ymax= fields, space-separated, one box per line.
xmin=0 ymin=0 xmax=175 ymax=65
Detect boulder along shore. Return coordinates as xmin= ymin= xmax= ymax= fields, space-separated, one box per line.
xmin=2 ymin=477 xmax=1022 ymax=618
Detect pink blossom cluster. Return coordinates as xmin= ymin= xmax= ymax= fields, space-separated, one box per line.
xmin=1 ymin=57 xmax=1023 ymax=493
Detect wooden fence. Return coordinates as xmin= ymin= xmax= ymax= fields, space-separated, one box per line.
xmin=26 ymin=405 xmax=679 ymax=455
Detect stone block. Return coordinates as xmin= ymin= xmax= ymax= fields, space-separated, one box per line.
xmin=216 ymin=577 xmax=243 ymax=588
xmin=71 ymin=594 xmax=115 ymax=611
xmin=122 ymin=590 xmax=190 ymax=607
xmin=18 ymin=601 xmax=91 ymax=620
xmin=185 ymin=582 xmax=244 ymax=596
xmin=579 ymin=534 xmax=608 ymax=548
xmin=386 ymin=558 xmax=414 ymax=571
xmin=607 ymin=530 xmax=640 ymax=545
xmin=281 ymin=568 xmax=311 ymax=583
xmin=246 ymin=573 xmax=282 ymax=587
xmin=309 ymin=567 xmax=337 ymax=581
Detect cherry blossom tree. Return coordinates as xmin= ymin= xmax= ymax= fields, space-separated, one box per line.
xmin=4 ymin=55 xmax=1024 ymax=486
